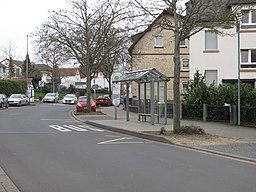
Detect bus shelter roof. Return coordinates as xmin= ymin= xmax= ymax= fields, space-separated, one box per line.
xmin=113 ymin=68 xmax=170 ymax=83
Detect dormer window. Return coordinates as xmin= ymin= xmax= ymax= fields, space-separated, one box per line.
xmin=155 ymin=35 xmax=163 ymax=48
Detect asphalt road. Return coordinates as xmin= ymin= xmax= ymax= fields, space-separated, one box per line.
xmin=0 ymin=103 xmax=255 ymax=192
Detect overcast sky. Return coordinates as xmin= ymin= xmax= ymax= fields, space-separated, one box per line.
xmin=0 ymin=0 xmax=97 ymax=63
xmin=0 ymin=0 xmax=186 ymax=64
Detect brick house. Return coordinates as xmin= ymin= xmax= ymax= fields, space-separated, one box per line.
xmin=129 ymin=9 xmax=190 ymax=102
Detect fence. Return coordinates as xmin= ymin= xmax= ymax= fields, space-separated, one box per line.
xmin=129 ymin=101 xmax=256 ymax=126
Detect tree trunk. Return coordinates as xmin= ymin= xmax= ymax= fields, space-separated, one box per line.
xmin=173 ymin=0 xmax=181 ymax=132
xmin=108 ymin=75 xmax=112 ymax=99
xmin=86 ymin=74 xmax=92 ymax=112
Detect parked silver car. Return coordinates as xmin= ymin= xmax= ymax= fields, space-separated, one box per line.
xmin=42 ymin=93 xmax=59 ymax=103
xmin=62 ymin=94 xmax=77 ymax=104
xmin=0 ymin=94 xmax=8 ymax=108
xmin=8 ymin=94 xmax=28 ymax=106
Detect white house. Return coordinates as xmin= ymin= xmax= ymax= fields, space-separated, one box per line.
xmin=190 ymin=0 xmax=256 ymax=88
xmin=1 ymin=59 xmax=23 ymax=78
xmin=58 ymin=68 xmax=109 ymax=90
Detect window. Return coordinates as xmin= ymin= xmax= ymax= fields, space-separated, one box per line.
xmin=182 ymin=59 xmax=189 ymax=70
xmin=155 ymin=35 xmax=163 ymax=47
xmin=242 ymin=10 xmax=249 ymax=23
xmin=180 ymin=39 xmax=186 ymax=47
xmin=15 ymin=68 xmax=21 ymax=77
xmin=241 ymin=50 xmax=249 ymax=63
xmin=205 ymin=70 xmax=217 ymax=86
xmin=182 ymin=82 xmax=189 ymax=94
xmin=241 ymin=49 xmax=256 ymax=65
xmin=242 ymin=10 xmax=256 ymax=24
xmin=205 ymin=31 xmax=218 ymax=50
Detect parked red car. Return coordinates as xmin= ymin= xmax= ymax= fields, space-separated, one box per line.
xmin=95 ymin=96 xmax=112 ymax=106
xmin=76 ymin=96 xmax=96 ymax=112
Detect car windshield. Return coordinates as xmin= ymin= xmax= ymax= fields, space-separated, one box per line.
xmin=46 ymin=93 xmax=55 ymax=97
xmin=10 ymin=94 xmax=21 ymax=98
xmin=78 ymin=97 xmax=87 ymax=102
xmin=65 ymin=95 xmax=76 ymax=98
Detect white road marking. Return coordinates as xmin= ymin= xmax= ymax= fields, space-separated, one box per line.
xmin=49 ymin=125 xmax=72 ymax=132
xmin=63 ymin=125 xmax=88 ymax=131
xmin=48 ymin=124 xmax=104 ymax=133
xmin=98 ymin=137 xmax=151 ymax=145
xmin=78 ymin=125 xmax=104 ymax=132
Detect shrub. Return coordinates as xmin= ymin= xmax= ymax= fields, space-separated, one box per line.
xmin=174 ymin=125 xmax=206 ymax=135
xmin=0 ymin=80 xmax=26 ymax=96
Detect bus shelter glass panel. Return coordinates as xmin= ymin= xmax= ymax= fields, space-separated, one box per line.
xmin=158 ymin=81 xmax=166 ymax=124
xmin=139 ymin=82 xmax=151 ymax=114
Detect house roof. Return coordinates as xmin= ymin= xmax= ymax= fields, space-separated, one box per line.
xmin=59 ymin=68 xmax=79 ymax=77
xmin=32 ymin=64 xmax=50 ymax=71
xmin=113 ymin=68 xmax=170 ymax=83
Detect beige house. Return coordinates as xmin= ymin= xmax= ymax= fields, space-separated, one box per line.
xmin=129 ymin=9 xmax=189 ymax=102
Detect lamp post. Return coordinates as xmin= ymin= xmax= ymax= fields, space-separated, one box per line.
xmin=25 ymin=35 xmax=30 ymax=103
xmin=236 ymin=18 xmax=241 ymax=126
xmin=26 ymin=35 xmax=29 ymax=82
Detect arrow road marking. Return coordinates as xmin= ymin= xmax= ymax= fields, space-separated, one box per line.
xmin=98 ymin=137 xmax=149 ymax=145
xmin=98 ymin=137 xmax=131 ymax=145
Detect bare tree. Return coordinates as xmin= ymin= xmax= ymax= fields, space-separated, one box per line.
xmin=131 ymin=0 xmax=238 ymax=131
xmin=1 ymin=41 xmax=16 ymax=78
xmin=34 ymin=0 xmax=134 ymax=111
xmin=35 ymin=41 xmax=66 ymax=93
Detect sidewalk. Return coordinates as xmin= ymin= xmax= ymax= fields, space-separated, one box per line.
xmin=72 ymin=105 xmax=256 ymax=162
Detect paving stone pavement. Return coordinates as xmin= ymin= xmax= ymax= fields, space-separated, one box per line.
xmin=201 ymin=142 xmax=256 ymax=159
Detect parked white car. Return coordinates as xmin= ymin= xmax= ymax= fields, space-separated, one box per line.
xmin=42 ymin=93 xmax=59 ymax=103
xmin=0 ymin=94 xmax=8 ymax=108
xmin=62 ymin=94 xmax=77 ymax=104
xmin=8 ymin=94 xmax=28 ymax=106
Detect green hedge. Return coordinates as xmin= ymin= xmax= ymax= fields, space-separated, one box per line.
xmin=0 ymin=80 xmax=26 ymax=96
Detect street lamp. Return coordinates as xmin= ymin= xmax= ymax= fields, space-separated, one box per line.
xmin=26 ymin=35 xmax=29 ymax=83
xmin=25 ymin=35 xmax=31 ymax=103
xmin=236 ymin=18 xmax=241 ymax=126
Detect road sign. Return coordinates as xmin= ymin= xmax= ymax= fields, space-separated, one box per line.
xmin=112 ymin=83 xmax=120 ymax=106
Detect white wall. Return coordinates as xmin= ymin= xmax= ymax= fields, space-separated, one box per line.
xmin=189 ymin=27 xmax=256 ymax=84
xmin=190 ymin=28 xmax=238 ymax=84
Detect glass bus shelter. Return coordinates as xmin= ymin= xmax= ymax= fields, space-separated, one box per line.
xmin=113 ymin=68 xmax=170 ymax=125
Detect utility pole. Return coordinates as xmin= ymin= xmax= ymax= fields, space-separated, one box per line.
xmin=26 ymin=35 xmax=30 ymax=103
xmin=236 ymin=19 xmax=241 ymax=126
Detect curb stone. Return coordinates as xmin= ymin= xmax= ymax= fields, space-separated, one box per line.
xmin=86 ymin=120 xmax=174 ymax=145
xmin=0 ymin=167 xmax=20 ymax=192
